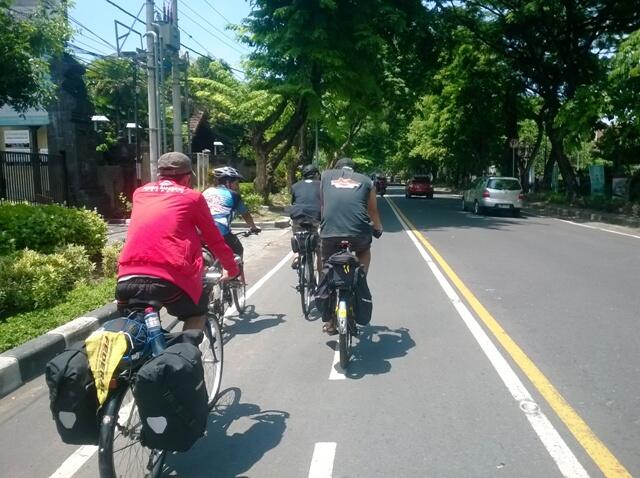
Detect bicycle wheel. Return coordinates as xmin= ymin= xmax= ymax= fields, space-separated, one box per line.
xmin=299 ymin=259 xmax=311 ymax=318
xmin=232 ymin=271 xmax=247 ymax=315
xmin=98 ymin=385 xmax=165 ymax=478
xmin=201 ymin=316 xmax=224 ymax=409
xmin=337 ymin=296 xmax=352 ymax=369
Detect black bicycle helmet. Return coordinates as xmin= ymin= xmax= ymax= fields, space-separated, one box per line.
xmin=213 ymin=166 xmax=243 ymax=181
xmin=302 ymin=164 xmax=319 ymax=178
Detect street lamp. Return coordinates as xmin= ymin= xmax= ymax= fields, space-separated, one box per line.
xmin=125 ymin=123 xmax=141 ymax=144
xmin=91 ymin=115 xmax=110 ymax=132
xmin=213 ymin=141 xmax=223 ymax=156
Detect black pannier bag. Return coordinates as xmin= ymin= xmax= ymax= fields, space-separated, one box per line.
xmin=133 ymin=342 xmax=208 ymax=452
xmin=353 ymin=267 xmax=373 ymax=325
xmin=45 ymin=344 xmax=100 ymax=445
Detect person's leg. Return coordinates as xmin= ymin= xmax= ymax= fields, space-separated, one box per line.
xmin=353 ymin=234 xmax=373 ymax=274
xmin=356 ymin=248 xmax=371 ymax=274
xmin=166 ymin=284 xmax=210 ymax=331
xmin=183 ymin=315 xmax=206 ymax=330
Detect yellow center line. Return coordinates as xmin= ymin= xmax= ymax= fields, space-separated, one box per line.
xmin=387 ymin=198 xmax=631 ymax=478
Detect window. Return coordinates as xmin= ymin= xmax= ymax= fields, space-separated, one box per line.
xmin=487 ymin=178 xmax=522 ymax=190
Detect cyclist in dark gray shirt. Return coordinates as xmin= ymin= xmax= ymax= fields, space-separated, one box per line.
xmin=290 ymin=164 xmax=321 ymax=269
xmin=320 ymin=157 xmax=383 ymax=273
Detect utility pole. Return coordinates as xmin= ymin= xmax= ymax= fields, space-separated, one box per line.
xmin=170 ymin=0 xmax=182 ymax=152
xmin=145 ymin=0 xmax=159 ymax=179
xmin=184 ymin=52 xmax=191 ymax=154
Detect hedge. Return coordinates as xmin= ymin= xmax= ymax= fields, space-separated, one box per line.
xmin=0 ymin=245 xmax=94 ymax=318
xmin=0 ymin=202 xmax=107 ymax=258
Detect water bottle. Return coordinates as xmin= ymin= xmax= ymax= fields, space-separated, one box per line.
xmin=144 ymin=307 xmax=166 ymax=356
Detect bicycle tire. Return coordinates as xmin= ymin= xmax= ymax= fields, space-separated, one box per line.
xmin=201 ymin=316 xmax=224 ymax=409
xmin=299 ymin=259 xmax=310 ymax=318
xmin=98 ymin=385 xmax=165 ymax=478
xmin=337 ymin=295 xmax=352 ymax=369
xmin=232 ymin=277 xmax=247 ymax=315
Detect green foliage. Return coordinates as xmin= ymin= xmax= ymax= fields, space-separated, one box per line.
xmin=101 ymin=241 xmax=123 ymax=277
xmin=0 ymin=0 xmax=72 ymax=111
xmin=0 ymin=276 xmax=116 ymax=353
xmin=0 ymin=245 xmax=94 ymax=318
xmin=0 ymin=203 xmax=107 ymax=258
xmin=239 ymin=182 xmax=255 ymax=196
xmin=241 ymin=193 xmax=264 ymax=213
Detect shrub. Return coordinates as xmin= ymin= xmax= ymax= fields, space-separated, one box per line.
xmin=0 ymin=202 xmax=107 ymax=258
xmin=242 ymin=192 xmax=264 ymax=213
xmin=101 ymin=241 xmax=124 ymax=277
xmin=239 ymin=182 xmax=255 ymax=196
xmin=0 ymin=245 xmax=94 ymax=318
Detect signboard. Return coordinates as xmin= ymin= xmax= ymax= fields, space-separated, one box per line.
xmin=3 ymin=129 xmax=30 ymax=152
xmin=589 ymin=165 xmax=605 ymax=196
xmin=612 ymin=177 xmax=628 ymax=199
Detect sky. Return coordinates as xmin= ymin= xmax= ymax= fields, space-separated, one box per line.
xmin=69 ymin=0 xmax=253 ymax=75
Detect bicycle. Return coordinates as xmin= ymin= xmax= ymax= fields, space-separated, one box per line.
xmin=97 ymin=297 xmax=223 ymax=478
xmin=328 ymin=241 xmax=361 ymax=369
xmin=204 ymin=229 xmax=258 ymax=323
xmin=293 ymin=223 xmax=319 ymax=318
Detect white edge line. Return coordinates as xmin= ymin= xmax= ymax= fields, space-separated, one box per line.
xmin=328 ymin=349 xmax=346 ymax=380
xmin=224 ymin=251 xmax=294 ymax=318
xmin=50 ymin=251 xmax=294 ymax=478
xmin=386 ymin=198 xmax=589 ymax=478
xmin=308 ymin=442 xmax=337 ymax=478
xmin=48 ymin=445 xmax=98 ymax=478
xmin=555 ymin=218 xmax=640 ymax=239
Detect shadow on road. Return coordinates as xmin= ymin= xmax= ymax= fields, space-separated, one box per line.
xmin=380 ymin=193 xmax=538 ymax=234
xmin=223 ymin=306 xmax=285 ymax=344
xmin=163 ymin=387 xmax=290 ymax=477
xmin=326 ymin=325 xmax=415 ymax=379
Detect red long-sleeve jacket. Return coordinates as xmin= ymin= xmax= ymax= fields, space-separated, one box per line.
xmin=118 ymin=179 xmax=239 ymax=303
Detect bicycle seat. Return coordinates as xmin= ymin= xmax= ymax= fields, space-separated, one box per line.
xmin=126 ymin=299 xmax=162 ymax=311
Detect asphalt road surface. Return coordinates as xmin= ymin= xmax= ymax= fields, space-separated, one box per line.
xmin=1 ymin=186 xmax=638 ymax=477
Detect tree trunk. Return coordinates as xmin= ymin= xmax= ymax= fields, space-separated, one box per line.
xmin=502 ymin=85 xmax=519 ymax=176
xmin=547 ymin=125 xmax=578 ymax=198
xmin=254 ymin=147 xmax=270 ymax=202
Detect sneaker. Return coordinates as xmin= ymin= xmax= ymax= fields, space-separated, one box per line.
xmin=291 ymin=257 xmax=299 ymax=270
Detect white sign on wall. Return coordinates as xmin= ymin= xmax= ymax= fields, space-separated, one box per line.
xmin=3 ymin=129 xmax=30 ymax=152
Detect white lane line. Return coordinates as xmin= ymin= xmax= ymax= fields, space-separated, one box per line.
xmin=387 ymin=200 xmax=589 ymax=478
xmin=555 ymin=218 xmax=640 ymax=239
xmin=48 ymin=445 xmax=98 ymax=478
xmin=328 ymin=348 xmax=346 ymax=380
xmin=224 ymin=251 xmax=294 ymax=318
xmin=51 ymin=251 xmax=294 ymax=478
xmin=308 ymin=442 xmax=337 ymax=478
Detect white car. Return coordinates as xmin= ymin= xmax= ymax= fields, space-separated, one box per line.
xmin=462 ymin=176 xmax=523 ymax=217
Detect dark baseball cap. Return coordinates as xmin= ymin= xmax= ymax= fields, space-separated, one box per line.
xmin=157 ymin=152 xmax=193 ymax=176
xmin=335 ymin=157 xmax=355 ymax=169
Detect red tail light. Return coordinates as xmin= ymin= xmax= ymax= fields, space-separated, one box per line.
xmin=482 ymin=190 xmax=490 ymax=198
xmin=518 ymin=193 xmax=524 ymax=200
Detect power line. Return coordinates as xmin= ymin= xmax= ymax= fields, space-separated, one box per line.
xmin=181 ymin=2 xmax=248 ymax=53
xmin=70 ymin=41 xmax=112 ymax=57
xmin=202 ymin=0 xmax=232 ymax=25
xmin=68 ymin=14 xmax=118 ymax=51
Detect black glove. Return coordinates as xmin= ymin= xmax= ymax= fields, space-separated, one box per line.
xmin=250 ymin=226 xmax=262 ymax=235
xmin=373 ymin=228 xmax=383 ymax=239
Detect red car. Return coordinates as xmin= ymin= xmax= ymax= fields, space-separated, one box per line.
xmin=405 ymin=175 xmax=434 ymax=199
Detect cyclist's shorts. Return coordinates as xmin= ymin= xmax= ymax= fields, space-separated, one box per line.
xmin=320 ymin=234 xmax=372 ymax=262
xmin=223 ymin=233 xmax=244 ymax=257
xmin=115 ymin=277 xmax=208 ymax=321
xmin=291 ymin=218 xmax=320 ymax=235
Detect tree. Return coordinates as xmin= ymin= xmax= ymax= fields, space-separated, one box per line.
xmin=241 ymin=0 xmax=434 ymax=198
xmin=440 ymin=0 xmax=640 ymax=196
xmin=0 ymin=1 xmax=71 ymax=112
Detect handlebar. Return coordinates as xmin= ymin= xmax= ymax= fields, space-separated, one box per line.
xmin=233 ymin=227 xmax=261 ymax=237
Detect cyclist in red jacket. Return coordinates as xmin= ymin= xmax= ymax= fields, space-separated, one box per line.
xmin=116 ymin=152 xmax=239 ymax=331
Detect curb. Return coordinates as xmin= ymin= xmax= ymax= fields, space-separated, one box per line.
xmin=0 ymin=302 xmax=120 ymax=398
xmin=109 ymin=219 xmax=291 ymax=229
xmin=525 ymin=203 xmax=640 ymax=229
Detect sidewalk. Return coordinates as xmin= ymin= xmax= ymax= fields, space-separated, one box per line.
xmin=0 ymin=226 xmax=292 ymax=397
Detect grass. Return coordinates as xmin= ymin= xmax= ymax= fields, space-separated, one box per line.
xmin=0 ymin=276 xmax=116 ymax=353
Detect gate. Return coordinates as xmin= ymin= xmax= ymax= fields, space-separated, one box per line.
xmin=0 ymin=151 xmax=69 ymax=204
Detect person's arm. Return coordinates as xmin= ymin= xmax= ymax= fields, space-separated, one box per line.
xmin=194 ymin=195 xmax=239 ymax=277
xmin=367 ymin=188 xmax=383 ymax=233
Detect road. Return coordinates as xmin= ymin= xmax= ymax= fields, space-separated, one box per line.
xmin=1 ymin=186 xmax=638 ymax=477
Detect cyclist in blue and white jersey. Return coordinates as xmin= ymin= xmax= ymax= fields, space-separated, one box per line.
xmin=202 ymin=166 xmax=261 ymax=257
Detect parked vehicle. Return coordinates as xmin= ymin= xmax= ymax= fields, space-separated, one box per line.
xmin=462 ymin=176 xmax=523 ymax=216
xmin=405 ymin=175 xmax=434 ymax=199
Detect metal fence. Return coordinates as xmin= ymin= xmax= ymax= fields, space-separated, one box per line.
xmin=0 ymin=151 xmax=69 ymax=204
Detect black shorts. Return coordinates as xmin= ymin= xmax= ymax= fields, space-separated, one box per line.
xmin=115 ymin=277 xmax=209 ymax=321
xmin=321 ymin=234 xmax=372 ymax=262
xmin=224 ymin=233 xmax=243 ymax=257
xmin=291 ymin=218 xmax=320 ymax=234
